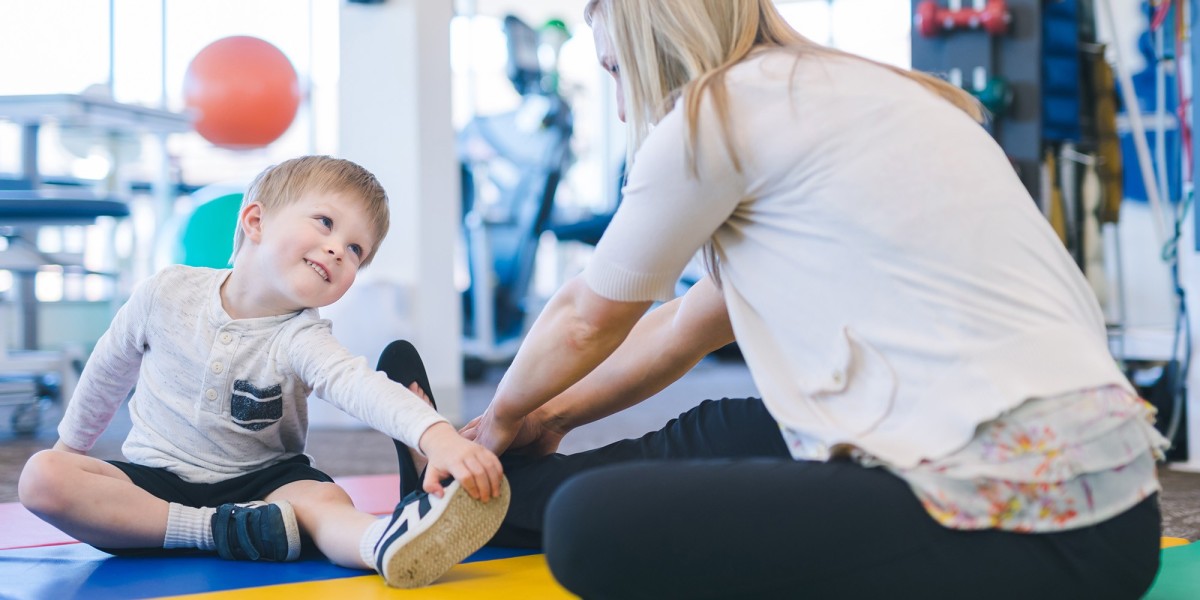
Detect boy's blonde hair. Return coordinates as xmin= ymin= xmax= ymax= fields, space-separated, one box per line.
xmin=231 ymin=155 xmax=390 ymax=266
xmin=585 ymin=0 xmax=983 ymax=172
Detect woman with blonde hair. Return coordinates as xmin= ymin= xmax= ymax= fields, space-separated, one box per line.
xmin=461 ymin=0 xmax=1167 ymax=597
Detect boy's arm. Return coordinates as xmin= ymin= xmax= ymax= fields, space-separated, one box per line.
xmin=289 ymin=325 xmax=448 ymax=452
xmin=291 ymin=327 xmax=502 ymax=499
xmin=53 ymin=440 xmax=86 ymax=454
xmin=56 ymin=275 xmax=157 ymax=452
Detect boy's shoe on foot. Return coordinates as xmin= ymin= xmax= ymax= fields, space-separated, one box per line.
xmin=212 ymin=500 xmax=301 ymax=561
xmin=374 ymin=477 xmax=511 ymax=588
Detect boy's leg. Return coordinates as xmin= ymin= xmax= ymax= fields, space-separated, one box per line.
xmin=265 ymin=479 xmax=375 ymax=568
xmin=269 ymin=474 xmax=510 ymax=588
xmin=22 ymin=449 xmax=306 ymax=561
xmin=368 ymin=340 xmax=511 ymax=588
xmin=18 ymin=449 xmax=170 ymax=549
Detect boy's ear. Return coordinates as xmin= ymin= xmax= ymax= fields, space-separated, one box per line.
xmin=240 ymin=202 xmax=265 ymax=244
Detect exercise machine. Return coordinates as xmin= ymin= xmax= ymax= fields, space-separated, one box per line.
xmin=458 ymin=15 xmax=575 ymax=379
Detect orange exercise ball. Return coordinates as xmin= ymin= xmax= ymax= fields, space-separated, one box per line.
xmin=184 ymin=36 xmax=301 ymax=149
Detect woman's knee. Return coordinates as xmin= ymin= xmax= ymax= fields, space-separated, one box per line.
xmin=544 ymin=466 xmax=660 ymax=599
xmin=18 ymin=450 xmax=79 ymax=515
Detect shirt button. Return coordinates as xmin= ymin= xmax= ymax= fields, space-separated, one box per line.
xmin=221 ymin=333 xmax=232 ymax=344
xmin=831 ymin=370 xmax=845 ymax=385
xmin=205 ymin=389 xmax=217 ymax=400
xmin=212 ymin=362 xmax=223 ymax=374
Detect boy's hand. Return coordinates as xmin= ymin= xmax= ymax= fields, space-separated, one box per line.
xmin=417 ymin=422 xmax=504 ymax=502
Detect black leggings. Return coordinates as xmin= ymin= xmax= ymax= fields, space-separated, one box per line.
xmin=494 ymin=397 xmax=1162 ymax=599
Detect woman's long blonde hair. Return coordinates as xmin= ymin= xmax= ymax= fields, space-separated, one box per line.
xmin=585 ymin=0 xmax=982 ymax=172
xmin=585 ymin=0 xmax=981 ymax=283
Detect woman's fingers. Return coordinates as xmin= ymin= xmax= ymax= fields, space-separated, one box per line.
xmin=459 ymin=416 xmax=482 ymax=439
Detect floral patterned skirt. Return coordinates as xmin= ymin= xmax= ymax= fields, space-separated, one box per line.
xmin=882 ymin=385 xmax=1169 ymax=532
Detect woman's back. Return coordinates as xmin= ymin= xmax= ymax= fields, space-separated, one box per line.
xmin=604 ymin=49 xmax=1126 ymax=465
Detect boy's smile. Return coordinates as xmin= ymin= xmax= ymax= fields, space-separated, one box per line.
xmin=304 ymin=258 xmax=331 ymax=282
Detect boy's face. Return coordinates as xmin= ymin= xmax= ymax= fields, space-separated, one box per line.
xmin=252 ymin=191 xmax=378 ymax=311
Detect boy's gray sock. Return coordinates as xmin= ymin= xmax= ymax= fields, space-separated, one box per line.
xmin=164 ymin=503 xmax=217 ymax=550
xmin=358 ymin=516 xmax=391 ymax=570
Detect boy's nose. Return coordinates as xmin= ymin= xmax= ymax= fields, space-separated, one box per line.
xmin=327 ymin=248 xmax=341 ymax=262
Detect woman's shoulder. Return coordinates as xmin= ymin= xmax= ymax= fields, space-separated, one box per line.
xmin=732 ymin=47 xmax=899 ymax=83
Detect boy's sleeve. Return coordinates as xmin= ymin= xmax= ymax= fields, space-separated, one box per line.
xmin=289 ymin=324 xmax=449 ymax=451
xmin=56 ymin=273 xmax=158 ymax=452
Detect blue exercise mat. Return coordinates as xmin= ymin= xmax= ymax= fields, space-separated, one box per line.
xmin=0 ymin=543 xmax=535 ymax=600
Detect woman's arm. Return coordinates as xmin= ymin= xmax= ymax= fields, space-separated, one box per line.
xmin=468 ymin=274 xmax=729 ymax=451
xmin=471 ymin=276 xmax=649 ymax=454
xmin=535 ymin=275 xmax=732 ymax=436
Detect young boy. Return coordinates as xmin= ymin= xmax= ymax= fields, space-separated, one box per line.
xmin=17 ymin=155 xmax=509 ymax=589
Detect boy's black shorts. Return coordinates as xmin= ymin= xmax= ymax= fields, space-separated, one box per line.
xmin=106 ymin=454 xmax=335 ymax=508
xmin=98 ymin=455 xmax=334 ymax=557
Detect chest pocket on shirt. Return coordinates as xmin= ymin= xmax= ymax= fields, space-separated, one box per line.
xmin=804 ymin=328 xmax=896 ymax=436
xmin=231 ymin=380 xmax=283 ymax=431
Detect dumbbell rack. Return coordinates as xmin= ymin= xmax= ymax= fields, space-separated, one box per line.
xmin=911 ymin=0 xmax=1043 ymax=203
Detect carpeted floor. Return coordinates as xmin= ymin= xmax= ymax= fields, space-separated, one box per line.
xmin=4 ymin=356 xmax=1200 ymax=540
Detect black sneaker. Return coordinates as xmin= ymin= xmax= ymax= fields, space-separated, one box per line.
xmin=373 ymin=477 xmax=511 ymax=588
xmin=376 ymin=340 xmax=437 ymax=498
xmin=211 ymin=500 xmax=301 ymax=561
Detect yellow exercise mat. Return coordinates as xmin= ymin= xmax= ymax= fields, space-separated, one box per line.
xmin=163 ymin=555 xmax=578 ymax=599
xmin=1161 ymin=537 xmax=1191 ymax=548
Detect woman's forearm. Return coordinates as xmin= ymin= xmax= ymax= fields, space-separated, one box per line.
xmin=490 ymin=277 xmax=652 ymax=424
xmin=536 ymin=275 xmax=735 ymax=433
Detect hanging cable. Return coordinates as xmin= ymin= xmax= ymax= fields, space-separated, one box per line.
xmin=1161 ymin=187 xmax=1192 ymax=444
xmin=1156 ymin=0 xmax=1193 ymax=447
xmin=1152 ymin=0 xmax=1174 ymax=32
xmin=1099 ymin=0 xmax=1171 ymax=245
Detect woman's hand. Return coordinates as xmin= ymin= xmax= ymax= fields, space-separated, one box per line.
xmin=461 ymin=407 xmax=566 ymax=457
xmin=458 ymin=405 xmax=526 ymax=456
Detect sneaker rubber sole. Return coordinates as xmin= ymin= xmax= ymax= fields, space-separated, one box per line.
xmin=380 ymin=477 xmax=511 ymax=588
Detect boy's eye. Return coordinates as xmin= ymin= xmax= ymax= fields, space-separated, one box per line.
xmin=318 ymin=216 xmax=333 ymax=228
xmin=349 ymin=244 xmax=364 ymax=258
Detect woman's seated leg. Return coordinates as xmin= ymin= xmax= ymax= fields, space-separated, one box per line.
xmin=542 ymin=459 xmax=1161 ymax=600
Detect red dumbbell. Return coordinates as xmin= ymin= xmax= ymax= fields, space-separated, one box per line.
xmin=915 ymin=0 xmax=1011 ymax=38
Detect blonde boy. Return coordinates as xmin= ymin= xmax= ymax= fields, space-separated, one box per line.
xmin=19 ymin=156 xmax=508 ymax=588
